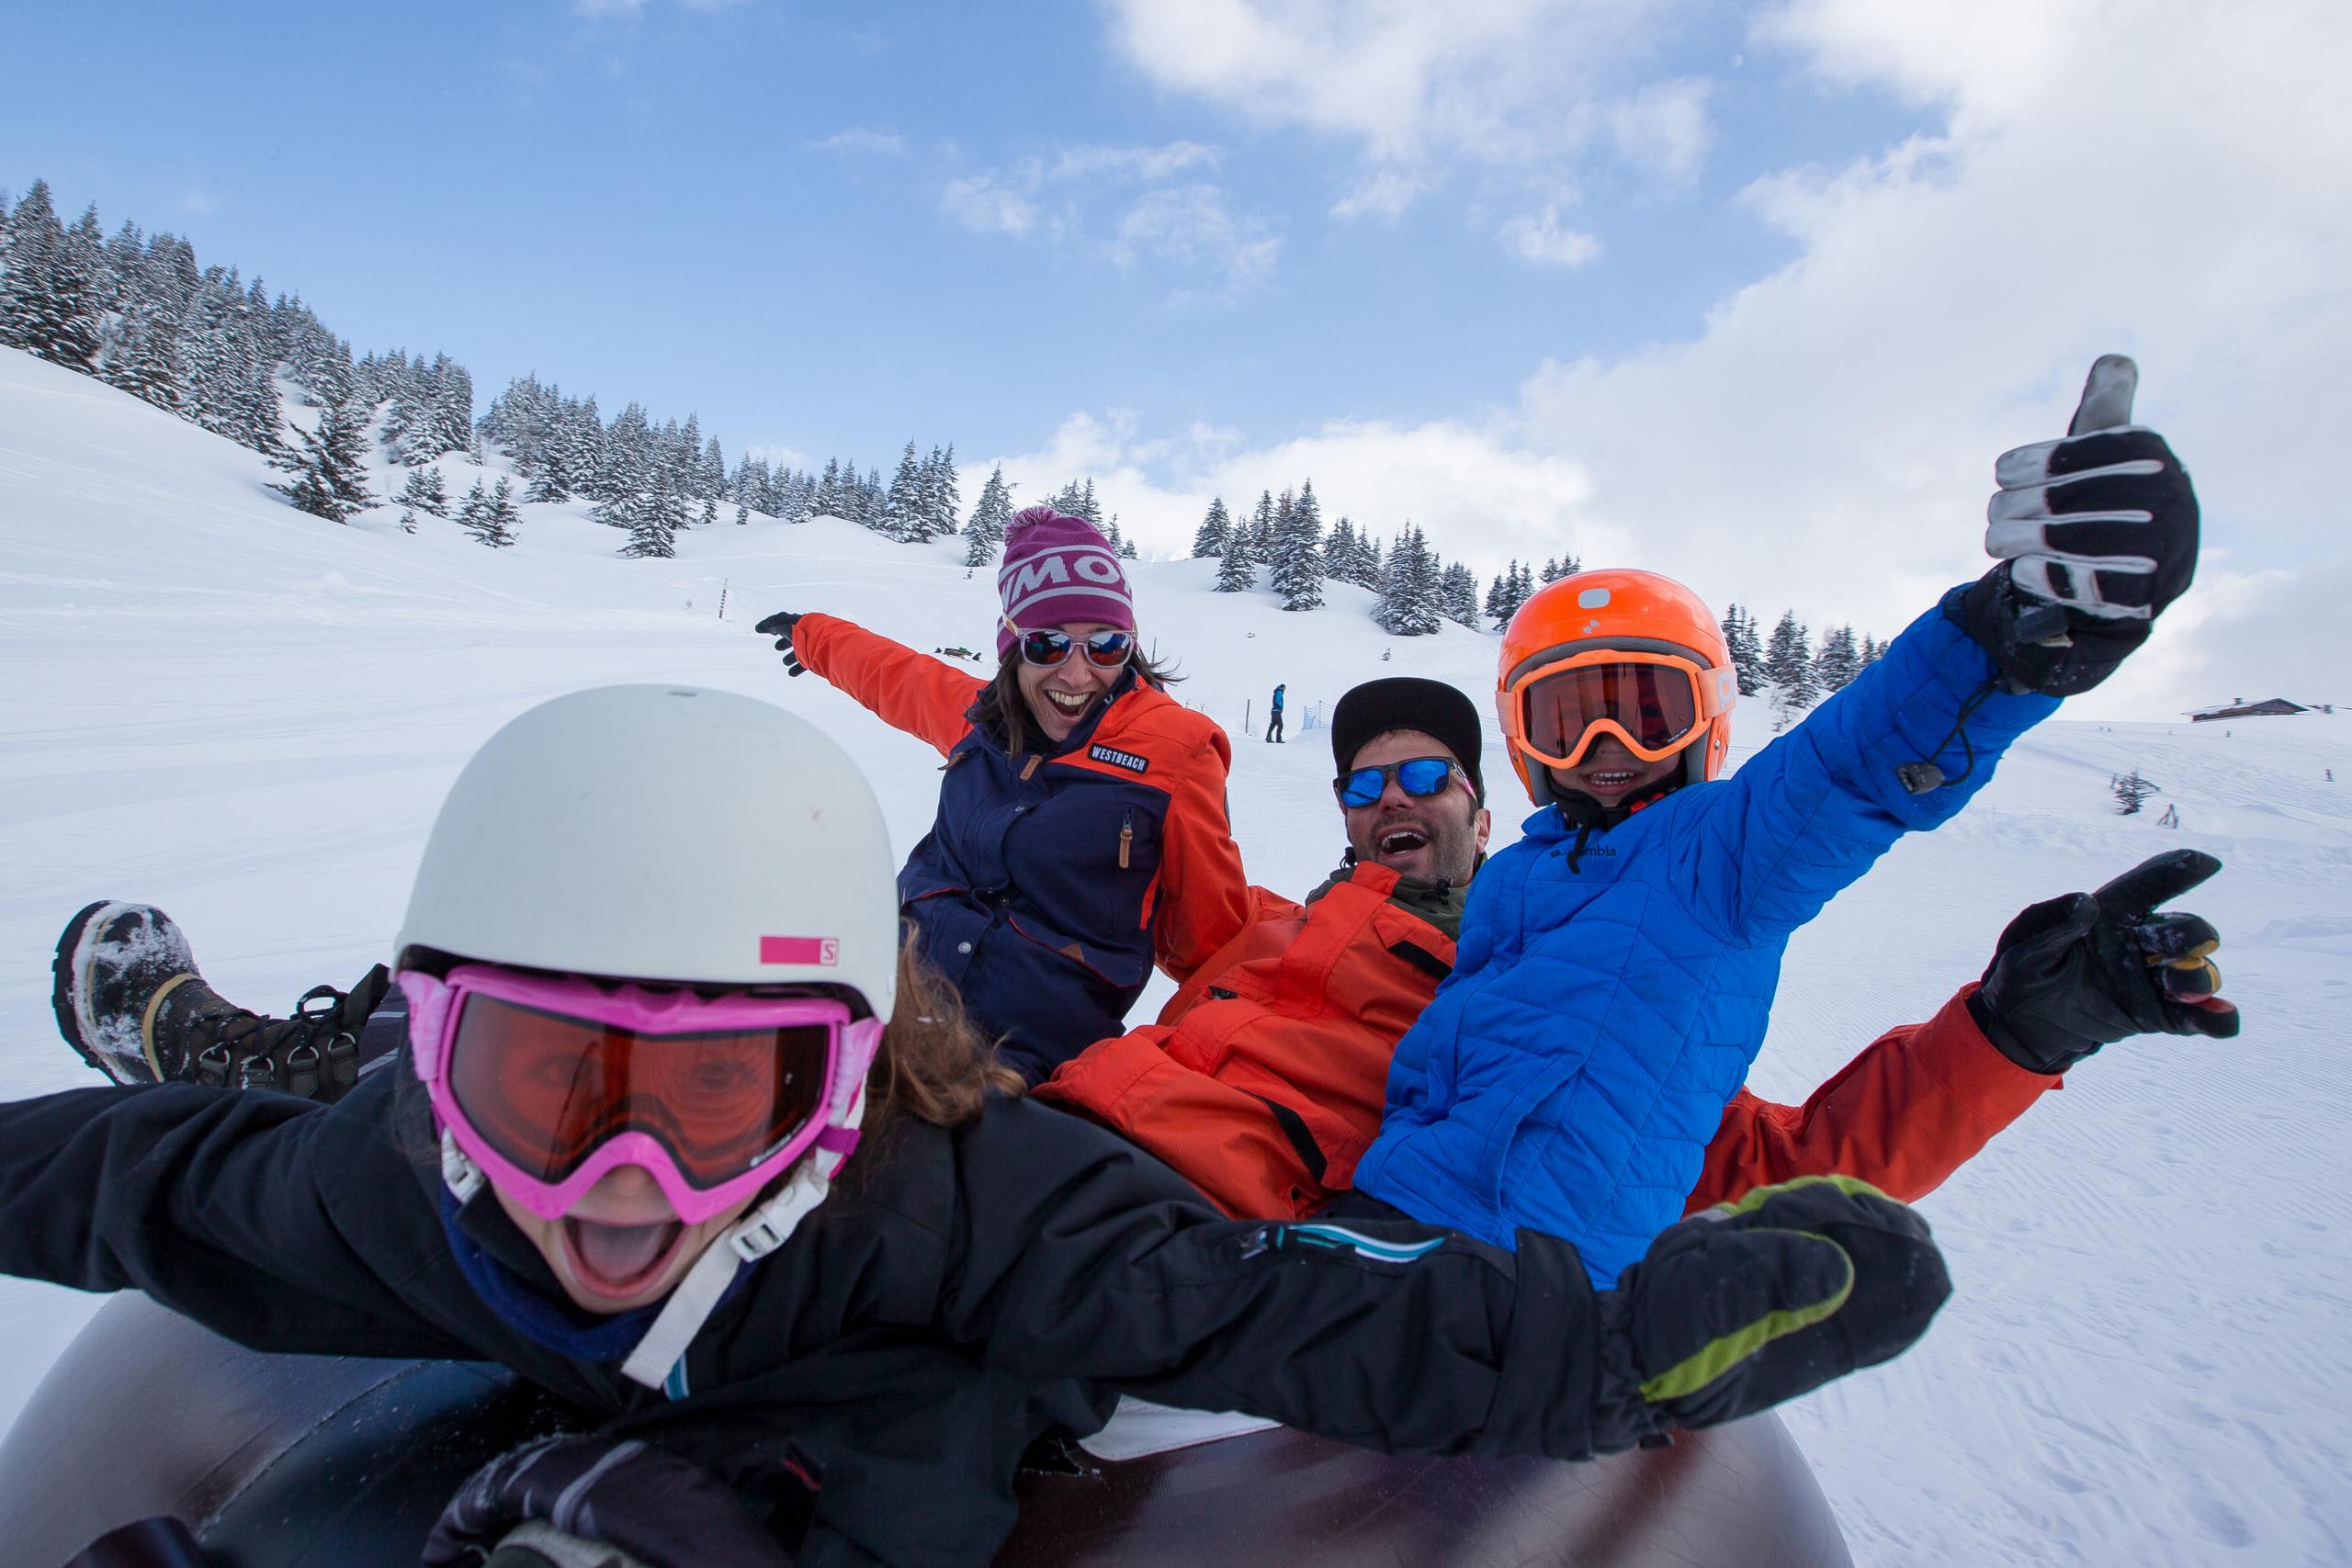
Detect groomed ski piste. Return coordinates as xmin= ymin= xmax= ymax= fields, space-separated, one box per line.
xmin=3 ymin=348 xmax=2347 ymax=1566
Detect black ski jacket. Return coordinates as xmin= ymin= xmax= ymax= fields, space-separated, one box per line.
xmin=0 ymin=1071 xmax=1614 ymax=1566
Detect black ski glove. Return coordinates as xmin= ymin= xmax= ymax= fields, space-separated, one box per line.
xmin=424 ymin=1435 xmax=794 ymax=1568
xmin=1949 ymin=355 xmax=2199 ymax=696
xmin=1969 ymin=848 xmax=2242 ymax=1076
xmin=753 ymin=610 xmax=808 ymax=677
xmin=1592 ymin=1176 xmax=1950 ymax=1451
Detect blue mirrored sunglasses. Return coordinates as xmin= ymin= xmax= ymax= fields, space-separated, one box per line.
xmin=1334 ymin=756 xmax=1462 ymax=808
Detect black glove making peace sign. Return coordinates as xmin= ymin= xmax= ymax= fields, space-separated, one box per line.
xmin=1969 ymin=848 xmax=2242 ymax=1076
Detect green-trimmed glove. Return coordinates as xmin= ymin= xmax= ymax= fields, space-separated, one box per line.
xmin=1593 ymin=1176 xmax=1950 ymax=1450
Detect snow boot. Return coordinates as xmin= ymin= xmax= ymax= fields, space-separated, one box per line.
xmin=51 ymin=901 xmax=390 ymax=1101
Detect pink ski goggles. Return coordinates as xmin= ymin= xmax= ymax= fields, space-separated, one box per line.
xmin=399 ymin=964 xmax=880 ymax=1224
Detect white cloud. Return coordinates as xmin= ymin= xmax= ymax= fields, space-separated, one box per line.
xmin=1108 ymin=186 xmax=1283 ymax=301
xmin=1330 ymin=168 xmax=1432 ymax=221
xmin=1483 ymin=0 xmax=2352 ymax=716
xmin=1605 ymin=77 xmax=1712 ymax=186
xmin=939 ymin=175 xmax=1038 ymax=236
xmin=1498 ymin=205 xmax=1601 ymax=267
xmin=972 ymin=410 xmax=1609 ymax=575
xmin=808 ymin=128 xmax=906 ymax=156
xmin=178 ymin=190 xmax=214 ymax=217
xmin=942 ymin=141 xmax=1280 ymax=298
xmin=1098 ymin=0 xmax=1713 ymax=234
xmin=1047 ymin=141 xmax=1222 ymax=183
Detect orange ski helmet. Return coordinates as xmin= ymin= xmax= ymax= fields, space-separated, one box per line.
xmin=1498 ymin=569 xmax=1738 ymax=807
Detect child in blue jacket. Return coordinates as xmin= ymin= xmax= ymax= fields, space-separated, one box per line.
xmin=1354 ymin=355 xmax=2207 ymax=1282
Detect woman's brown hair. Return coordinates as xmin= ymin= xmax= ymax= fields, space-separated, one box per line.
xmin=864 ymin=931 xmax=1025 ymax=1130
xmin=967 ymin=642 xmax=1183 ymax=759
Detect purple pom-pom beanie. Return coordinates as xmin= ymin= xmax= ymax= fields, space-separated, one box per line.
xmin=994 ymin=506 xmax=1136 ymax=656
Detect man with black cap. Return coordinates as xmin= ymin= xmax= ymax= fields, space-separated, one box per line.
xmin=1035 ymin=673 xmax=2235 ymax=1232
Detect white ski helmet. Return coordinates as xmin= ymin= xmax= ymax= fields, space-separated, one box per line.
xmin=396 ymin=684 xmax=899 ymax=1018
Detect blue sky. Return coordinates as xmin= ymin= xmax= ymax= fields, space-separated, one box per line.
xmin=3 ymin=1 xmax=1921 ymax=468
xmin=6 ymin=1 xmax=2346 ymax=716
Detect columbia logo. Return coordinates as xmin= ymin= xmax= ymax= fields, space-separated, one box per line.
xmin=1090 ymin=744 xmax=1149 ymax=773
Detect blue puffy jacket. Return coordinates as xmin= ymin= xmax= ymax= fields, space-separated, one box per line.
xmin=1353 ymin=592 xmax=2058 ymax=1283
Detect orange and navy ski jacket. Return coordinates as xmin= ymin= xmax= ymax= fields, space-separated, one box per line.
xmin=1038 ymin=857 xmax=2057 ymax=1224
xmin=794 ymin=613 xmax=1250 ymax=1082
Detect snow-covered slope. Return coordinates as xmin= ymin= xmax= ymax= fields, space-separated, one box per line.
xmin=4 ymin=350 xmax=2347 ymax=1564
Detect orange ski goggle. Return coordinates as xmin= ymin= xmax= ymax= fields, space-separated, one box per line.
xmin=1502 ymin=649 xmax=1737 ymax=770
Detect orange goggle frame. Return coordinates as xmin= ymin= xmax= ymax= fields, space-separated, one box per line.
xmin=1500 ymin=649 xmax=1738 ymax=771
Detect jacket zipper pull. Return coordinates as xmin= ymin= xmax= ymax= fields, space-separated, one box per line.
xmin=1119 ymin=809 xmax=1133 ymax=870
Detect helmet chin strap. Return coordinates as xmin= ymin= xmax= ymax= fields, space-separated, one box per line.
xmin=617 ymin=1159 xmax=831 ymax=1390
xmin=618 ymin=1078 xmax=868 ymax=1391
xmin=437 ymin=1083 xmax=871 ymax=1393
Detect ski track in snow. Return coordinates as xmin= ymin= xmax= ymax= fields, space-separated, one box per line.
xmin=5 ymin=351 xmax=2350 ymax=1565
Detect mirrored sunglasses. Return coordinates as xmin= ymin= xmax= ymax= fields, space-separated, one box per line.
xmin=1009 ymin=624 xmax=1136 ymax=670
xmin=1334 ymin=756 xmax=1463 ymax=808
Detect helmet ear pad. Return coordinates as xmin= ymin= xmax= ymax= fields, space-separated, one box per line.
xmin=1498 ymin=635 xmax=1732 ymax=810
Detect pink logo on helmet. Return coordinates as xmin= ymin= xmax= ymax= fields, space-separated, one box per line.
xmin=761 ymin=935 xmax=840 ymax=965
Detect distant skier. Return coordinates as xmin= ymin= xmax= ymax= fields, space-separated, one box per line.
xmin=28 ymin=686 xmax=1952 ymax=1568
xmin=1265 ymin=682 xmax=1285 ymax=743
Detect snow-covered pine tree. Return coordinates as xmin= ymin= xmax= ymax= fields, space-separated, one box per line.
xmin=1249 ymin=490 xmax=1276 ymax=558
xmin=1214 ymin=517 xmax=1258 ymax=592
xmin=926 ymin=444 xmax=962 ymax=542
xmin=1763 ymin=610 xmax=1817 ymax=709
xmin=459 ymin=478 xmax=520 ymax=547
xmin=525 ymin=459 xmax=569 ymax=505
xmin=1539 ymin=557 xmax=1567 ymax=583
xmin=1814 ymin=624 xmax=1861 ymax=694
xmin=96 ymin=255 xmax=182 ymax=411
xmin=884 ymin=440 xmax=925 ymax=541
xmin=1270 ymin=484 xmax=1325 ymax=610
xmin=398 ymin=465 xmax=450 ymax=518
xmin=699 ymin=496 xmax=718 ymax=530
xmin=1374 ymin=525 xmax=1444 ymax=636
xmin=699 ymin=435 xmax=727 ymax=502
xmin=1321 ymin=515 xmax=1355 ymax=578
xmin=622 ymin=484 xmax=684 ymax=559
xmin=269 ymin=400 xmax=374 ymax=524
xmin=0 ymin=180 xmax=103 ymax=367
xmin=1440 ymin=561 xmax=1482 ymax=628
xmin=1718 ymin=604 xmax=1765 ymax=696
xmin=962 ymin=463 xmax=1012 ymax=564
xmin=1192 ymin=497 xmax=1233 ymax=558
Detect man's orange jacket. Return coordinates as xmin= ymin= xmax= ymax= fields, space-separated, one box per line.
xmin=1036 ymin=861 xmax=2060 ymax=1220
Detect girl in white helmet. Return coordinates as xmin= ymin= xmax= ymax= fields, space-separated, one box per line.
xmin=6 ymin=684 xmax=1950 ymax=1568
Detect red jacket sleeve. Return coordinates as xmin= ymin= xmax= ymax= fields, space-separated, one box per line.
xmin=792 ymin=613 xmax=983 ymax=759
xmin=1686 ymin=984 xmax=2061 ymax=1213
xmin=1142 ymin=723 xmax=1250 ymax=985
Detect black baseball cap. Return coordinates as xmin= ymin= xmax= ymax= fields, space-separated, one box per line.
xmin=1330 ymin=677 xmax=1485 ymax=801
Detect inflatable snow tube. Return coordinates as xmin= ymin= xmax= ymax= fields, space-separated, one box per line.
xmin=0 ymin=1294 xmax=1852 ymax=1567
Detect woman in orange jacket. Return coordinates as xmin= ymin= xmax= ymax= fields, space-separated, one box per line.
xmin=757 ymin=507 xmax=1249 ymax=1081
